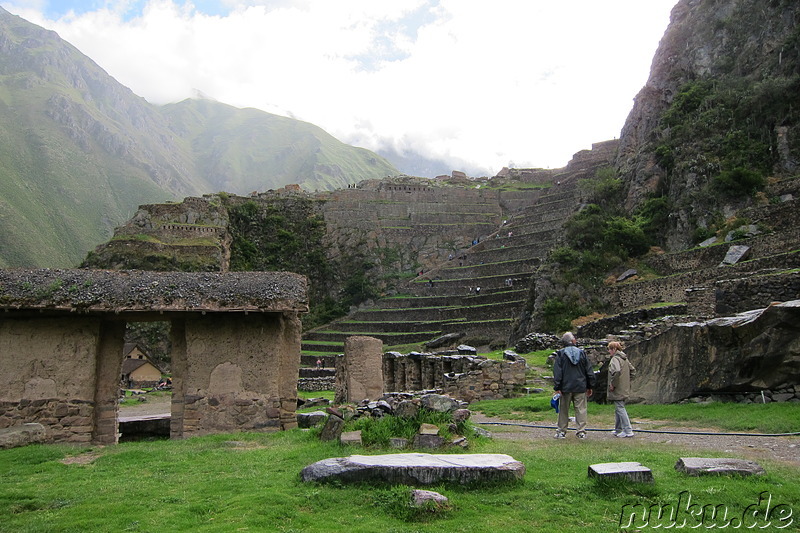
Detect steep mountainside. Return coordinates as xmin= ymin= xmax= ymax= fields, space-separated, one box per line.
xmin=616 ymin=0 xmax=800 ymax=250
xmin=162 ymin=99 xmax=397 ymax=194
xmin=0 ymin=7 xmax=205 ymax=267
xmin=0 ymin=7 xmax=398 ymax=268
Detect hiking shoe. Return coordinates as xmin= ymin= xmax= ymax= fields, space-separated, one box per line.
xmin=616 ymin=432 xmax=634 ymax=438
xmin=576 ymin=432 xmax=587 ymax=439
xmin=554 ymin=431 xmax=566 ymax=439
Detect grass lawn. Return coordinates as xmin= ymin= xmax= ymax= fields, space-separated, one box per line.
xmin=471 ymin=394 xmax=800 ymax=434
xmin=2 ymin=404 xmax=799 ymax=532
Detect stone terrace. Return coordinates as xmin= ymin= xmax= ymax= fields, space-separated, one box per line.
xmin=302 ymin=144 xmax=617 ymax=354
xmin=598 ymin=177 xmax=800 ymax=323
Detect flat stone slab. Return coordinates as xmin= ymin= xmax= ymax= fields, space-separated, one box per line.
xmin=675 ymin=457 xmax=765 ymax=476
xmin=719 ymin=244 xmax=750 ymax=265
xmin=301 ymin=453 xmax=525 ymax=485
xmin=588 ymin=462 xmax=654 ymax=483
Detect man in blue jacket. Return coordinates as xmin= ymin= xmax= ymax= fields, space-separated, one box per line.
xmin=553 ymin=332 xmax=595 ymax=439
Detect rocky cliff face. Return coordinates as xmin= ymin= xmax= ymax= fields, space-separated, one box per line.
xmin=616 ymin=0 xmax=800 ymax=250
xmin=626 ymin=301 xmax=800 ymax=403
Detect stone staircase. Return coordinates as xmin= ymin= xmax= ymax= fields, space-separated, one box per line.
xmin=301 ymin=168 xmax=592 ymax=355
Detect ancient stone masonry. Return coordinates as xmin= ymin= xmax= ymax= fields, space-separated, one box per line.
xmin=715 ymin=271 xmax=800 ymax=316
xmin=382 ymin=352 xmax=527 ymax=403
xmin=0 ymin=269 xmax=307 ymax=445
xmin=298 ymin=367 xmax=336 ymax=392
xmin=626 ymin=300 xmax=800 ymax=404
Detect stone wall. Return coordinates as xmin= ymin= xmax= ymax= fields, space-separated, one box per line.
xmin=171 ymin=313 xmax=301 ymax=437
xmin=0 ymin=317 xmax=102 ymax=443
xmin=382 ymin=352 xmax=527 ymax=403
xmin=0 ymin=269 xmax=307 ymax=445
xmin=298 ymin=377 xmax=336 ymax=392
xmin=576 ymin=304 xmax=687 ymax=340
xmin=715 ymin=271 xmax=800 ymax=316
xmin=600 ymin=251 xmax=800 ymax=312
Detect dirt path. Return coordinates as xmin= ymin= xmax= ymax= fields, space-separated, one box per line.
xmin=471 ymin=412 xmax=800 ymax=466
xmin=118 ymin=394 xmax=171 ymax=418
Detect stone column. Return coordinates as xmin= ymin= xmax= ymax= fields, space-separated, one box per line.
xmin=277 ymin=312 xmax=302 ymax=430
xmin=335 ymin=336 xmax=384 ymax=403
xmin=169 ymin=319 xmax=187 ymax=438
xmin=92 ymin=320 xmax=126 ymax=445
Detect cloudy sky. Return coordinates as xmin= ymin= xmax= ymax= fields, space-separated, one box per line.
xmin=2 ymin=0 xmax=676 ymax=175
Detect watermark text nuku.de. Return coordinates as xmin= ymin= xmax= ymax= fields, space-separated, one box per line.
xmin=619 ymin=491 xmax=794 ymax=529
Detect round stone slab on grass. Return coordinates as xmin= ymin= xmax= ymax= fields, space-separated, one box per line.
xmin=300 ymin=453 xmax=525 ymax=485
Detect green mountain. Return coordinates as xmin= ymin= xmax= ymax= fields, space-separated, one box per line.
xmin=163 ymin=98 xmax=397 ymax=193
xmin=0 ymin=7 xmax=397 ymax=268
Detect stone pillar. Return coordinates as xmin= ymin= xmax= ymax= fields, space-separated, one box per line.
xmin=92 ymin=320 xmax=126 ymax=445
xmin=335 ymin=336 xmax=384 ymax=403
xmin=277 ymin=312 xmax=302 ymax=430
xmin=169 ymin=319 xmax=187 ymax=438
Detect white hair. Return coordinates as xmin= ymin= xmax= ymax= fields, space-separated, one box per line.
xmin=561 ymin=332 xmax=576 ymax=346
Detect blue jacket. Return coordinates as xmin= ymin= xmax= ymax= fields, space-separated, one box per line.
xmin=553 ymin=345 xmax=596 ymax=393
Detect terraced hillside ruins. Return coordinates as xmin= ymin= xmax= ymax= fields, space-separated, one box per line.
xmin=79 ymin=136 xmax=800 ymax=403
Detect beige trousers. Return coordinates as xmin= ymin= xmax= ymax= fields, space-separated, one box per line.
xmin=557 ymin=392 xmax=588 ymax=434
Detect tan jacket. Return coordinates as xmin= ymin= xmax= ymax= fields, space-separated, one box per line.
xmin=607 ymin=351 xmax=636 ymax=401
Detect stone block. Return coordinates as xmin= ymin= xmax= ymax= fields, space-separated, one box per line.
xmin=420 ymin=394 xmax=458 ymax=413
xmin=588 ymin=462 xmax=654 ymax=483
xmin=0 ymin=423 xmax=48 ymax=449
xmin=395 ymin=400 xmax=419 ymax=419
xmin=319 ymin=414 xmax=345 ymax=441
xmin=452 ymin=409 xmax=471 ymax=423
xmin=390 ymin=437 xmax=409 ymax=449
xmin=418 ymin=423 xmax=440 ymax=435
xmin=296 ymin=410 xmax=328 ymax=428
xmin=300 ymin=453 xmax=525 ymax=485
xmin=675 ymin=457 xmax=765 ymax=476
xmin=772 ymin=393 xmax=795 ymax=402
xmin=719 ymin=245 xmax=750 ymax=266
xmin=413 ymin=433 xmax=446 ymax=449
xmin=410 ymin=489 xmax=449 ymax=508
xmin=340 ymin=430 xmax=363 ymax=446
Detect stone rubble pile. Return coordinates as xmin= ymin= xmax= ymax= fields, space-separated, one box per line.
xmin=297 ymin=392 xmax=479 ymax=450
xmin=514 ymin=333 xmax=560 ymax=354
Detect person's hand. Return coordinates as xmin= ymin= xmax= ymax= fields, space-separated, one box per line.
xmin=609 ymin=384 xmax=615 ymax=391
xmin=586 ymin=389 xmax=593 ymax=397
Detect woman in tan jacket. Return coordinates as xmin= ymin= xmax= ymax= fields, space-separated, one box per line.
xmin=607 ymin=341 xmax=636 ymax=437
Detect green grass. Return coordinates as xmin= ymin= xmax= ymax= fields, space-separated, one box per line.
xmin=2 ymin=427 xmax=798 ymax=532
xmin=470 ymin=396 xmax=800 ymax=434
xmin=298 ymin=390 xmax=335 ymax=402
xmin=300 ymin=349 xmax=343 ymax=357
xmin=118 ymin=389 xmax=171 ymax=408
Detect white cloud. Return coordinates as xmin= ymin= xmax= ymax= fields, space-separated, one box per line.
xmin=1 ymin=0 xmax=676 ymax=174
